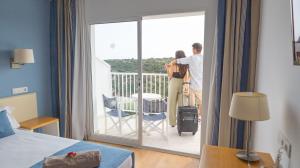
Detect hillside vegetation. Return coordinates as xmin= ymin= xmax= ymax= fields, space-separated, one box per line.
xmin=105 ymin=57 xmax=173 ymax=73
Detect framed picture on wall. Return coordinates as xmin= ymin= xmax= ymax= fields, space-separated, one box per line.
xmin=291 ymin=0 xmax=300 ymax=65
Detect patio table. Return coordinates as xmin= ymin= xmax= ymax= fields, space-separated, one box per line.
xmin=131 ymin=93 xmax=162 ymax=100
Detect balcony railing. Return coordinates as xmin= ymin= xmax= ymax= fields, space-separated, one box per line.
xmin=111 ymin=72 xmax=168 ymax=111
xmin=111 ymin=72 xmax=168 ymax=97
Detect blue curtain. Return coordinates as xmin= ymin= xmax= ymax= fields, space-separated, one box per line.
xmin=212 ymin=0 xmax=227 ymax=147
xmin=208 ymin=0 xmax=261 ymax=148
xmin=50 ymin=0 xmax=76 ymax=138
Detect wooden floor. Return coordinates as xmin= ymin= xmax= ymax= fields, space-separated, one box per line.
xmin=93 ymin=141 xmax=200 ymax=168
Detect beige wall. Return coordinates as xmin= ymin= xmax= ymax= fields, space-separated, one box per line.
xmin=254 ymin=0 xmax=300 ymax=167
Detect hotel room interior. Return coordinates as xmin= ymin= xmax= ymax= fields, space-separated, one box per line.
xmin=0 ymin=0 xmax=299 ymax=168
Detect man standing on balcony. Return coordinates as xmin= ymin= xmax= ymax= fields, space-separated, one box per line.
xmin=176 ymin=43 xmax=203 ymax=120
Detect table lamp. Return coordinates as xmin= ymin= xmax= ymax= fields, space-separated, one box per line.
xmin=229 ymin=92 xmax=270 ymax=162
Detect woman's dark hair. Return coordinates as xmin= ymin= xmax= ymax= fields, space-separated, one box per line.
xmin=174 ymin=50 xmax=188 ymax=78
xmin=175 ymin=50 xmax=186 ymax=59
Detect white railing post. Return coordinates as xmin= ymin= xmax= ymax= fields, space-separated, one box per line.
xmin=145 ymin=75 xmax=148 ymax=93
xmin=114 ymin=74 xmax=116 ymax=96
xmin=118 ymin=74 xmax=121 ymax=96
xmin=159 ymin=76 xmax=161 ymax=96
xmin=154 ymin=75 xmax=157 ymax=94
xmin=150 ymin=75 xmax=152 ymax=93
xmin=163 ymin=76 xmax=166 ymax=98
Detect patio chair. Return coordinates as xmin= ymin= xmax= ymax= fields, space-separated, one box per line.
xmin=143 ymin=99 xmax=167 ymax=138
xmin=102 ymin=95 xmax=136 ymax=136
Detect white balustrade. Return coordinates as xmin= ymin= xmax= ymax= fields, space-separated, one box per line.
xmin=111 ymin=72 xmax=168 ymax=111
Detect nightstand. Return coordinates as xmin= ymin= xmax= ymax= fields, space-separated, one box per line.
xmin=20 ymin=117 xmax=60 ymax=136
xmin=200 ymin=145 xmax=274 ymax=168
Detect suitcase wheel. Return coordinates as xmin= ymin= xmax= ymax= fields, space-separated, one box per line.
xmin=192 ymin=132 xmax=196 ymax=135
xmin=178 ymin=131 xmax=181 ymax=136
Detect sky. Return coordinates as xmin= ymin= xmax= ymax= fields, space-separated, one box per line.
xmin=94 ymin=14 xmax=205 ymax=60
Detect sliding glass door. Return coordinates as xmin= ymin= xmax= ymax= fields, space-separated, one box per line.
xmin=90 ymin=20 xmax=142 ymax=145
xmin=90 ymin=12 xmax=204 ymax=156
xmin=141 ymin=13 xmax=204 ymax=155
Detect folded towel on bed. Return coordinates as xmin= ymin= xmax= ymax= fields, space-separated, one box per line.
xmin=43 ymin=151 xmax=101 ymax=168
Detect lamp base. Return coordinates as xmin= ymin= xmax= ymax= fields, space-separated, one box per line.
xmin=236 ymin=150 xmax=260 ymax=162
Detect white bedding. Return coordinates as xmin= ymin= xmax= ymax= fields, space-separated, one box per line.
xmin=0 ymin=130 xmax=132 ymax=168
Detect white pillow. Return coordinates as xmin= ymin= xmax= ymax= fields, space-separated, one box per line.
xmin=0 ymin=106 xmax=20 ymax=129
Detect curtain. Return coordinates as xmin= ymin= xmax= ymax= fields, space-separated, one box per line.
xmin=50 ymin=0 xmax=76 ymax=138
xmin=206 ymin=0 xmax=260 ymax=148
xmin=50 ymin=0 xmax=92 ymax=139
xmin=71 ymin=0 xmax=93 ymax=140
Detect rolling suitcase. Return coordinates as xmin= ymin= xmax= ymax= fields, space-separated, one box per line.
xmin=177 ymin=95 xmax=198 ymax=136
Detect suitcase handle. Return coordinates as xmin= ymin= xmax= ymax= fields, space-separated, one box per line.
xmin=181 ymin=80 xmax=190 ymax=106
xmin=180 ymin=83 xmax=196 ymax=108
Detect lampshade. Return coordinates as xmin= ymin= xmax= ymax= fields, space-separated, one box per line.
xmin=13 ymin=49 xmax=35 ymax=64
xmin=229 ymin=92 xmax=270 ymax=121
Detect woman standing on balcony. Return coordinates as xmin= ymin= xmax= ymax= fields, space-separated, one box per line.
xmin=165 ymin=51 xmax=190 ymax=127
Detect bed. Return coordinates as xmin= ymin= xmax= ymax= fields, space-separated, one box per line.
xmin=0 ymin=93 xmax=134 ymax=168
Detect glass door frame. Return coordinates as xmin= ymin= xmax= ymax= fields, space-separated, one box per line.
xmin=88 ymin=15 xmax=201 ymax=158
xmin=89 ymin=18 xmax=144 ymax=148
xmin=139 ymin=14 xmax=201 ymax=158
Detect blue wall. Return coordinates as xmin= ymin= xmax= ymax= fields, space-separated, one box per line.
xmin=0 ymin=0 xmax=52 ymax=116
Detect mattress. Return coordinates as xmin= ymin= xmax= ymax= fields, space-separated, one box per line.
xmin=0 ymin=129 xmax=133 ymax=168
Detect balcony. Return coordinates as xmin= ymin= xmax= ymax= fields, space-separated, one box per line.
xmin=93 ymin=59 xmax=201 ymax=155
